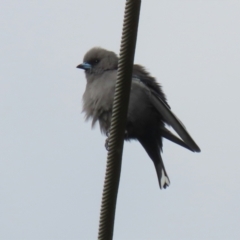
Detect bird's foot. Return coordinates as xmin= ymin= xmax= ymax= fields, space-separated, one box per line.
xmin=105 ymin=130 xmax=110 ymax=151
xmin=105 ymin=137 xmax=109 ymax=151
xmin=105 ymin=130 xmax=128 ymax=151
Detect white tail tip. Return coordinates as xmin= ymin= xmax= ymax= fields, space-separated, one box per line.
xmin=160 ymin=169 xmax=170 ymax=189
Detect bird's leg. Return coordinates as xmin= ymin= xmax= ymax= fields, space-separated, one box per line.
xmin=105 ymin=129 xmax=110 ymax=151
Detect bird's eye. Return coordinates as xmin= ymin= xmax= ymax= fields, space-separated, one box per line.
xmin=93 ymin=59 xmax=99 ymax=64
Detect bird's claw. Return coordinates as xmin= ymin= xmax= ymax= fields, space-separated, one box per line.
xmin=105 ymin=137 xmax=109 ymax=151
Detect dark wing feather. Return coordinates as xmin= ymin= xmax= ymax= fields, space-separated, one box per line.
xmin=160 ymin=127 xmax=193 ymax=152
xmin=132 ymin=64 xmax=201 ymax=152
xmin=150 ymin=91 xmax=201 ymax=152
xmin=133 ymin=65 xmax=170 ymax=108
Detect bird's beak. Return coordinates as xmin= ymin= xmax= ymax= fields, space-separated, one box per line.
xmin=76 ymin=62 xmax=92 ymax=70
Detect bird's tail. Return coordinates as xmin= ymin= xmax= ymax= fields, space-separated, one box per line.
xmin=138 ymin=137 xmax=170 ymax=189
xmin=154 ymin=157 xmax=170 ymax=189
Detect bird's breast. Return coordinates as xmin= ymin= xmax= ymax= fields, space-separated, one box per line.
xmin=82 ymin=72 xmax=116 ymax=133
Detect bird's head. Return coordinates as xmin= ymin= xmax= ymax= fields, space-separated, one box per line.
xmin=77 ymin=47 xmax=118 ymax=75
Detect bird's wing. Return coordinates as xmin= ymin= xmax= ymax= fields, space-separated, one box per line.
xmin=131 ymin=76 xmax=200 ymax=152
xmin=149 ymin=90 xmax=200 ymax=152
xmin=160 ymin=127 xmax=193 ymax=152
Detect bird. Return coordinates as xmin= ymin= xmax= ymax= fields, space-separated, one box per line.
xmin=77 ymin=47 xmax=200 ymax=189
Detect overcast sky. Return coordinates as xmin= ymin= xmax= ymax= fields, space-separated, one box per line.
xmin=1 ymin=1 xmax=240 ymax=240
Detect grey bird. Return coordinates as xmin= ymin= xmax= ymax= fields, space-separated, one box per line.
xmin=77 ymin=47 xmax=200 ymax=189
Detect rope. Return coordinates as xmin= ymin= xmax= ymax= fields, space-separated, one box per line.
xmin=98 ymin=1 xmax=141 ymax=239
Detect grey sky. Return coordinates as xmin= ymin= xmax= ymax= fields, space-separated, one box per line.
xmin=1 ymin=1 xmax=240 ymax=239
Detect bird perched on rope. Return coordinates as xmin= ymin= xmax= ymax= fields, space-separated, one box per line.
xmin=77 ymin=47 xmax=200 ymax=189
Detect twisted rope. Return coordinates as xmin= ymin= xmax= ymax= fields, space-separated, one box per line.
xmin=98 ymin=1 xmax=141 ymax=239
